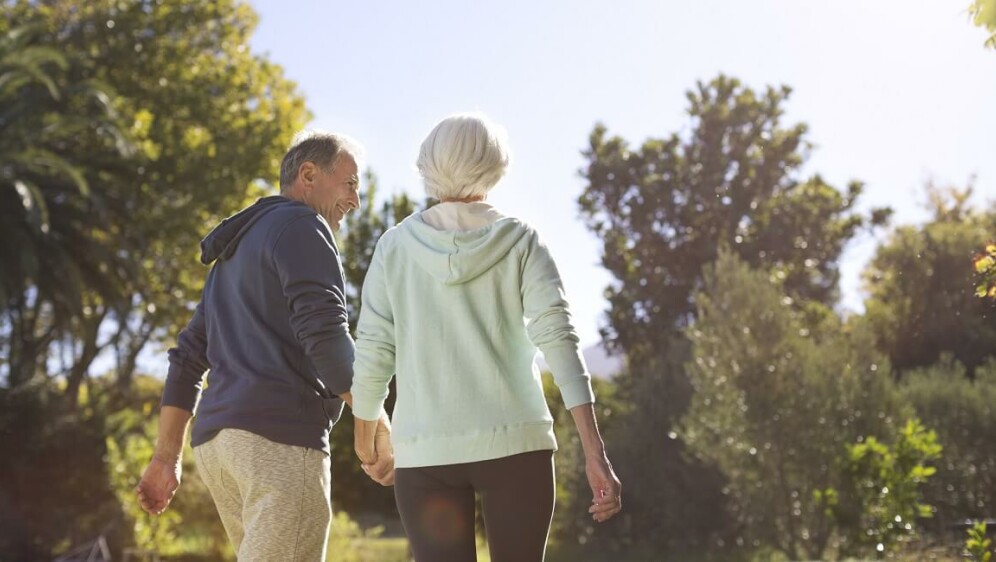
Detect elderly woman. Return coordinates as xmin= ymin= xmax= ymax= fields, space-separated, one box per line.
xmin=350 ymin=113 xmax=621 ymax=562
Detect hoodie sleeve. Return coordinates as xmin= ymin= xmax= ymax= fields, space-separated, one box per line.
xmin=161 ymin=300 xmax=210 ymax=413
xmin=351 ymin=243 xmax=396 ymax=421
xmin=271 ymin=215 xmax=355 ymax=396
xmin=521 ymin=230 xmax=595 ymax=409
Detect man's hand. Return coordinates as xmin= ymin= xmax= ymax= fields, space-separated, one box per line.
xmin=137 ymin=406 xmax=191 ymax=516
xmin=354 ymin=411 xmax=394 ymax=486
xmin=136 ymin=455 xmax=182 ymax=515
xmin=585 ymin=454 xmax=622 ymax=523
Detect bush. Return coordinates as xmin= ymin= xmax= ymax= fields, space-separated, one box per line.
xmin=902 ymin=358 xmax=996 ymax=534
xmin=0 ymin=383 xmax=122 ymax=560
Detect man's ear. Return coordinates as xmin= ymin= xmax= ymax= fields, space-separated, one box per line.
xmin=299 ymin=161 xmax=317 ymax=186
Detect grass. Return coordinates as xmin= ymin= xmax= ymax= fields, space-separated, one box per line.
xmin=330 ymin=536 xmax=493 ymax=562
xmin=351 ymin=536 xmax=408 ymax=561
xmin=340 ymin=527 xmax=963 ymax=561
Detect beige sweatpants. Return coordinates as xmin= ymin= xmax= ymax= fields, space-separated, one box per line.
xmin=193 ymin=428 xmax=332 ymax=561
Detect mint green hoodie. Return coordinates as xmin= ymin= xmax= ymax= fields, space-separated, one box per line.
xmin=350 ymin=210 xmax=594 ymax=468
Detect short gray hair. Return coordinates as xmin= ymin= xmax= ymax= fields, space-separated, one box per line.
xmin=416 ymin=113 xmax=511 ymax=200
xmin=280 ymin=130 xmax=364 ymax=189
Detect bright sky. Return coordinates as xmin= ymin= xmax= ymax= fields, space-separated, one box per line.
xmin=249 ymin=0 xmax=996 ymax=346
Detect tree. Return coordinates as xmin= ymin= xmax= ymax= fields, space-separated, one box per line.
xmin=579 ymin=75 xmax=890 ymax=365
xmin=974 ymin=241 xmax=996 ymax=299
xmin=1 ymin=1 xmax=309 ymax=556
xmin=863 ymin=185 xmax=996 ymax=377
xmin=1 ymin=0 xmax=309 ymax=403
xmin=682 ymin=251 xmax=931 ymax=560
xmin=0 ymin=23 xmax=134 ymax=390
xmin=576 ymin=75 xmax=890 ymax=555
xmin=970 ymin=0 xmax=996 ymax=49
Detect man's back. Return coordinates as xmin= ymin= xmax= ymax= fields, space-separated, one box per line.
xmin=161 ymin=196 xmax=355 ymax=453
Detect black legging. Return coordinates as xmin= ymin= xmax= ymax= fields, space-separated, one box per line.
xmin=393 ymin=450 xmax=556 ymax=562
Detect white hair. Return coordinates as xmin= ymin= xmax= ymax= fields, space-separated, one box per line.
xmin=280 ymin=130 xmax=365 ymax=189
xmin=416 ymin=112 xmax=511 ymax=200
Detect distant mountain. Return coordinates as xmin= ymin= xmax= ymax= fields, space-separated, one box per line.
xmin=535 ymin=343 xmax=624 ymax=380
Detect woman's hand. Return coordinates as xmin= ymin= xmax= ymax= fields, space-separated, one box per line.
xmin=585 ymin=454 xmax=622 ymax=523
xmin=354 ymin=411 xmax=395 ymax=486
xmin=568 ymin=402 xmax=622 ymax=522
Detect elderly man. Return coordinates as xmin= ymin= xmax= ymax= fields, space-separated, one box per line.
xmin=136 ymin=131 xmax=394 ymax=561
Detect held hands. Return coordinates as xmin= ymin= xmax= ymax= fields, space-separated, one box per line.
xmin=136 ymin=454 xmax=182 ymax=515
xmin=585 ymin=454 xmax=622 ymax=523
xmin=354 ymin=411 xmax=395 ymax=486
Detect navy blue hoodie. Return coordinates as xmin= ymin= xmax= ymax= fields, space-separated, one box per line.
xmin=161 ymin=196 xmax=354 ymax=453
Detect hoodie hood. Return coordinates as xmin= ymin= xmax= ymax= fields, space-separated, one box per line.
xmin=200 ymin=196 xmax=296 ymax=264
xmin=397 ymin=212 xmax=529 ymax=285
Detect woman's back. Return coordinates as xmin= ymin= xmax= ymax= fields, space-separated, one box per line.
xmin=350 ymin=113 xmax=620 ymax=562
xmin=352 ymin=205 xmax=592 ymax=468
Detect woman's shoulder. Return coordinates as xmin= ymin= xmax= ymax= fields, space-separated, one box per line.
xmin=491 ymin=214 xmax=541 ymax=239
xmin=371 ymin=214 xmax=418 ymax=257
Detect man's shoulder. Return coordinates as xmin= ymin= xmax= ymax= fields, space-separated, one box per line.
xmin=265 ymin=201 xmax=322 ymax=227
xmin=263 ymin=203 xmax=333 ymax=243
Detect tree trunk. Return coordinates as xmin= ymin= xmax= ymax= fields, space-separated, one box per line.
xmin=5 ymin=298 xmax=54 ymax=388
xmin=115 ymin=317 xmax=155 ymax=391
xmin=64 ymin=309 xmax=108 ymax=409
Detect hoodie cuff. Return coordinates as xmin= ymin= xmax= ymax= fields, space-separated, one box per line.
xmin=559 ymin=378 xmax=595 ymax=410
xmin=160 ymin=380 xmax=199 ymax=413
xmin=321 ymin=355 xmax=355 ymax=397
xmin=541 ymin=344 xmax=595 ymax=409
xmin=351 ymin=396 xmax=385 ymax=422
